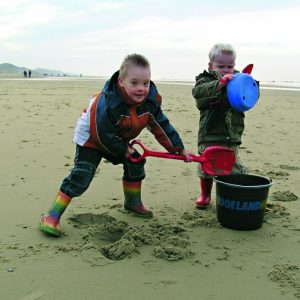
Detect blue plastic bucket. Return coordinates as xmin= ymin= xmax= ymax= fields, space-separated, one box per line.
xmin=214 ymin=174 xmax=273 ymax=230
xmin=227 ymin=73 xmax=259 ymax=112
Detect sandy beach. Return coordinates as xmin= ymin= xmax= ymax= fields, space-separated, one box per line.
xmin=0 ymin=78 xmax=299 ymax=300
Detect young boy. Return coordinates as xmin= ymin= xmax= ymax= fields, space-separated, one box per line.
xmin=40 ymin=53 xmax=192 ymax=237
xmin=192 ymin=43 xmax=250 ymax=209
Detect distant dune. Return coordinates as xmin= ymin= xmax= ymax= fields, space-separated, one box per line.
xmin=0 ymin=62 xmax=76 ymax=77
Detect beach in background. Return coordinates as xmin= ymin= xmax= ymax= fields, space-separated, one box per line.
xmin=0 ymin=78 xmax=299 ymax=300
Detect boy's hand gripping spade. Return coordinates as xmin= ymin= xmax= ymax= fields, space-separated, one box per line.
xmin=129 ymin=140 xmax=235 ymax=176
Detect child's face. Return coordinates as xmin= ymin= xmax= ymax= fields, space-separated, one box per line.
xmin=118 ymin=65 xmax=151 ymax=103
xmin=209 ymin=52 xmax=235 ymax=76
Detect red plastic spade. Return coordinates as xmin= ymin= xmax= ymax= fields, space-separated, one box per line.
xmin=242 ymin=64 xmax=254 ymax=74
xmin=129 ymin=140 xmax=235 ymax=176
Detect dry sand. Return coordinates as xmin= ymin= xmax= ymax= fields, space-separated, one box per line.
xmin=0 ymin=78 xmax=299 ymax=300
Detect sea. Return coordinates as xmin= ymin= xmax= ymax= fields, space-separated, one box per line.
xmin=1 ymin=76 xmax=300 ymax=92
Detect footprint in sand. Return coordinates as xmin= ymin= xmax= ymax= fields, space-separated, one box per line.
xmin=264 ymin=203 xmax=290 ymax=220
xmin=279 ymin=164 xmax=300 ymax=171
xmin=265 ymin=170 xmax=290 ymax=179
xmin=268 ymin=263 xmax=300 ymax=298
xmin=272 ymin=191 xmax=298 ymax=202
xmin=181 ymin=208 xmax=222 ymax=228
xmin=246 ymin=168 xmax=289 ymax=180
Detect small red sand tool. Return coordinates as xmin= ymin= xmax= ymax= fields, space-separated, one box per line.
xmin=129 ymin=140 xmax=235 ymax=176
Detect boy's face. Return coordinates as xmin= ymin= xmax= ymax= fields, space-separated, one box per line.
xmin=118 ymin=65 xmax=151 ymax=103
xmin=209 ymin=52 xmax=235 ymax=76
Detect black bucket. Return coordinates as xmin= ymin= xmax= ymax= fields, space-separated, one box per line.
xmin=214 ymin=174 xmax=273 ymax=230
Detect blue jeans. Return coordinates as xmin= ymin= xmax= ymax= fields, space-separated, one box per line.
xmin=60 ymin=145 xmax=146 ymax=198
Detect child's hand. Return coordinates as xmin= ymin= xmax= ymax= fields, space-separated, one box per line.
xmin=179 ymin=149 xmax=193 ymax=163
xmin=125 ymin=147 xmax=134 ymax=159
xmin=219 ymin=74 xmax=234 ymax=87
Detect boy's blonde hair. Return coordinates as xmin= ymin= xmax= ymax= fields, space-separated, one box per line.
xmin=119 ymin=53 xmax=150 ymax=78
xmin=209 ymin=43 xmax=236 ymax=62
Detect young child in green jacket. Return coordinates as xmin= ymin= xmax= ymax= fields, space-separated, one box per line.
xmin=192 ymin=43 xmax=249 ymax=208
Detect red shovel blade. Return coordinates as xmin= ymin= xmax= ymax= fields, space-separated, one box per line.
xmin=242 ymin=64 xmax=254 ymax=74
xmin=199 ymin=146 xmax=235 ymax=176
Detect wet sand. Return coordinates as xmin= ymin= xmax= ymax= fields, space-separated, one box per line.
xmin=0 ymin=78 xmax=299 ymax=299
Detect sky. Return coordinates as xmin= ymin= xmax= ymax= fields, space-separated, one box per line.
xmin=1 ymin=0 xmax=300 ymax=82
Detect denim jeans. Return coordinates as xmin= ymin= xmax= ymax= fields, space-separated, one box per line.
xmin=60 ymin=145 xmax=145 ymax=198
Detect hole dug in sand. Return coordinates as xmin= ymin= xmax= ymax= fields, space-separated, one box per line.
xmin=69 ymin=213 xmax=194 ymax=262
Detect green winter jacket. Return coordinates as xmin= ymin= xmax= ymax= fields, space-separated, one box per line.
xmin=192 ymin=69 xmax=245 ymax=150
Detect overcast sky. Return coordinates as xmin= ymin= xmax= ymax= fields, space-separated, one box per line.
xmin=1 ymin=0 xmax=299 ymax=82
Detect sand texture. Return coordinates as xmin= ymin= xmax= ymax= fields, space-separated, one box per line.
xmin=0 ymin=78 xmax=299 ymax=299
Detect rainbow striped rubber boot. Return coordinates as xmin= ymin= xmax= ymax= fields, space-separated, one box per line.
xmin=39 ymin=191 xmax=71 ymax=237
xmin=123 ymin=180 xmax=153 ymax=218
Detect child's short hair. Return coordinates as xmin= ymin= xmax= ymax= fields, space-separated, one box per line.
xmin=119 ymin=53 xmax=150 ymax=78
xmin=209 ymin=43 xmax=236 ymax=62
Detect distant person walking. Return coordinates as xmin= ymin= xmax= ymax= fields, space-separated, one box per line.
xmin=23 ymin=70 xmax=27 ymax=78
xmin=28 ymin=70 xmax=31 ymax=78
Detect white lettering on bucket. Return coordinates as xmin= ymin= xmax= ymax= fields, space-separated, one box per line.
xmin=218 ymin=197 xmax=261 ymax=211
